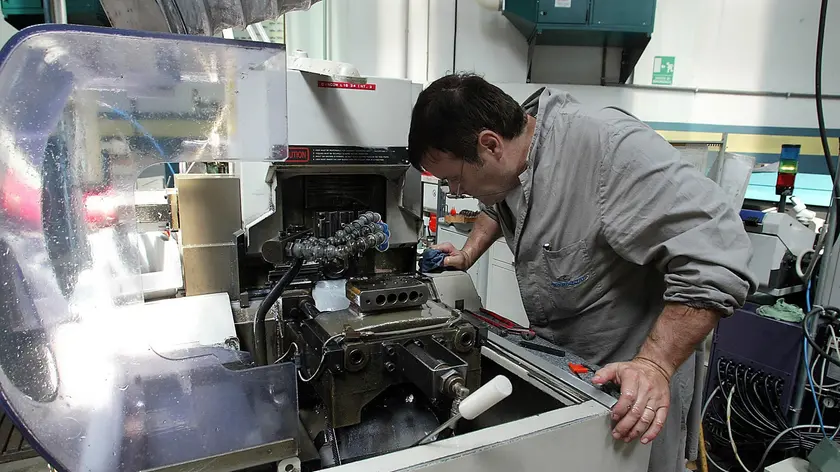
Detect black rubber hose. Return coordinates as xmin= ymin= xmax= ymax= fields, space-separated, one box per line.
xmin=816 ymin=0 xmax=838 ymax=197
xmin=802 ymin=307 xmax=840 ymax=368
xmin=253 ymin=258 xmax=303 ymax=366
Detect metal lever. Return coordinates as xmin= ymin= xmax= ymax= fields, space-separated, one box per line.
xmin=413 ymin=375 xmax=513 ymax=446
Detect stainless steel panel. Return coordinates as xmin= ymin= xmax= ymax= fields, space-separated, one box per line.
xmin=425 ymin=272 xmax=483 ymax=313
xmin=175 ymin=175 xmax=242 ymax=246
xmin=177 ymin=175 xmax=242 ymax=297
xmin=182 ymin=245 xmax=240 ymax=297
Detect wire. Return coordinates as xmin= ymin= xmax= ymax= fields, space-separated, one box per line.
xmin=830 ymin=324 xmax=840 ymax=440
xmin=807 ymin=281 xmax=813 ymax=312
xmin=273 ymin=342 xmax=298 ymax=364
xmin=809 ymin=325 xmax=840 ymax=391
xmin=708 ymin=363 xmax=832 ymax=472
xmin=804 ymin=336 xmax=829 ymax=438
xmin=298 ymin=333 xmax=345 ymax=382
xmin=803 ymin=307 xmax=840 ymax=368
xmin=701 ymin=386 xmax=731 ymax=472
xmin=754 ymin=425 xmax=838 ymax=472
xmin=726 ymin=386 xmax=751 ymax=472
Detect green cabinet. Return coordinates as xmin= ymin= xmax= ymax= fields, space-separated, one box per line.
xmin=502 ymin=0 xmax=656 ymax=82
xmin=1 ymin=0 xmax=42 ymax=16
xmin=2 ymin=0 xmax=108 ymax=29
xmin=591 ymin=0 xmax=655 ymax=30
xmin=536 ymin=0 xmax=588 ymax=24
xmin=504 ymin=0 xmax=656 ymax=36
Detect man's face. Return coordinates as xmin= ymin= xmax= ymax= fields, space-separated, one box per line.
xmin=421 ymin=141 xmax=514 ymax=206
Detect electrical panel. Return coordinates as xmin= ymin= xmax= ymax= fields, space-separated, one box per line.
xmin=502 ymin=0 xmax=656 ymax=83
xmin=705 ymin=304 xmax=803 ymax=416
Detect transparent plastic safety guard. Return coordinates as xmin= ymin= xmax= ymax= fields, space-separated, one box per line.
xmin=0 ymin=25 xmax=296 ymax=471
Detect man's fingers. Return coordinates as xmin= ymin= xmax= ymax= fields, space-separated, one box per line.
xmin=640 ymin=405 xmax=669 ymax=445
xmin=613 ymin=381 xmax=650 ymax=441
xmin=443 ymin=255 xmax=458 ymax=268
xmin=591 ymin=363 xmax=619 ymax=385
xmin=609 ymin=370 xmax=639 ymax=423
xmin=626 ymin=403 xmax=656 ymax=442
xmin=431 ymin=242 xmax=456 ymax=253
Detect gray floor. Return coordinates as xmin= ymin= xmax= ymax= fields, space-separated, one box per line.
xmin=0 ymin=457 xmax=50 ymax=472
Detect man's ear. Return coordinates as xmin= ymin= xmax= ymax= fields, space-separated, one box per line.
xmin=477 ymin=131 xmax=503 ymax=162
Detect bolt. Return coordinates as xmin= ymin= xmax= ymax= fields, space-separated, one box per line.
xmin=385 ymin=362 xmax=396 ymax=373
xmin=385 ymin=345 xmax=396 ymax=357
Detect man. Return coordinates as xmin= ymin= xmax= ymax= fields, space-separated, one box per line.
xmin=408 ymin=74 xmax=757 ymax=472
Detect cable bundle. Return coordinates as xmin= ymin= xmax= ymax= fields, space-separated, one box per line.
xmin=703 ymin=307 xmax=840 ymax=471
xmin=703 ymin=358 xmax=829 ymax=471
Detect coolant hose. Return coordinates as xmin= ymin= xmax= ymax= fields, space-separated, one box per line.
xmin=253 ymin=258 xmax=303 ymax=366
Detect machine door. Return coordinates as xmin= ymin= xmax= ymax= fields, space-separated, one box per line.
xmin=0 ymin=25 xmax=296 ymax=471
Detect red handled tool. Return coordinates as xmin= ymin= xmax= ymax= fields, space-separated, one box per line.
xmin=470 ymin=308 xmax=536 ymax=340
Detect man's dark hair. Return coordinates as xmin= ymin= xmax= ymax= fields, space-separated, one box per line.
xmin=408 ymin=73 xmax=527 ymax=170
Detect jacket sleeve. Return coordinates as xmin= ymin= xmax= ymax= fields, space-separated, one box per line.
xmin=479 ymin=202 xmax=500 ymax=222
xmin=597 ymin=121 xmax=757 ymax=316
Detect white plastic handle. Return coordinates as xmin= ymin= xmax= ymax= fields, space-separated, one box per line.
xmin=458 ymin=375 xmax=513 ymax=420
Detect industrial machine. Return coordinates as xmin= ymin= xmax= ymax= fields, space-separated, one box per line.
xmin=741 ymin=210 xmax=816 ymax=296
xmin=0 ymin=25 xmax=650 ymax=472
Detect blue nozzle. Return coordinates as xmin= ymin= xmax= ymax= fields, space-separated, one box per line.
xmin=377 ymin=222 xmax=390 ymax=252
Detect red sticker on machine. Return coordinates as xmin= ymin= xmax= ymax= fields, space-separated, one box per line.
xmin=286 ymin=147 xmax=311 ymax=163
xmin=317 ymin=81 xmax=376 ymax=91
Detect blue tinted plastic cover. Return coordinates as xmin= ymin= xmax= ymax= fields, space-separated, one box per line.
xmin=0 ymin=25 xmax=296 ymax=471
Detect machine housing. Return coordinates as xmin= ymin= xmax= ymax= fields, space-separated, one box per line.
xmin=741 ymin=210 xmax=815 ymax=296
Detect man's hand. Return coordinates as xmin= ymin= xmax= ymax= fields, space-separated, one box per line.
xmin=431 ymin=243 xmax=474 ymax=270
xmin=591 ymin=357 xmax=671 ymax=445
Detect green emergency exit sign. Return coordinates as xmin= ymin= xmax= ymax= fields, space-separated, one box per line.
xmin=652 ymin=56 xmax=675 ymax=85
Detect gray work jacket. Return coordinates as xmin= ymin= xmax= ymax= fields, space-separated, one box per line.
xmin=481 ymin=88 xmax=757 ymax=472
xmin=482 ymin=88 xmax=756 ymax=364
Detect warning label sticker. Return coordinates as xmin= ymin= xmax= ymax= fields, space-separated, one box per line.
xmin=281 ymin=146 xmax=408 ymax=165
xmin=317 ymin=81 xmax=377 ymax=91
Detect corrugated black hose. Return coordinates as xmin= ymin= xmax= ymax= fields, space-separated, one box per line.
xmin=253 ymin=258 xmax=303 ymax=366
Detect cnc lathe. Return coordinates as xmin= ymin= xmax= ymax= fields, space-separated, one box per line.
xmin=0 ymin=25 xmax=649 ymax=472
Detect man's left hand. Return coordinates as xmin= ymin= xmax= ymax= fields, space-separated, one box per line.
xmin=591 ymin=358 xmax=671 ymax=445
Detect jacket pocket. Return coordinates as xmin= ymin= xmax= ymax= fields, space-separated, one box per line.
xmin=539 ymin=239 xmax=603 ymax=318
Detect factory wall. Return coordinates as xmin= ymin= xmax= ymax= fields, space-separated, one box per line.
xmin=284 ymin=0 xmax=840 ymax=206
xmin=285 ymin=0 xmax=840 ymax=129
xmin=453 ymin=0 xmax=840 ymax=95
xmin=286 ymin=0 xmax=840 ymax=94
xmin=0 ymin=5 xmax=17 ymax=47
